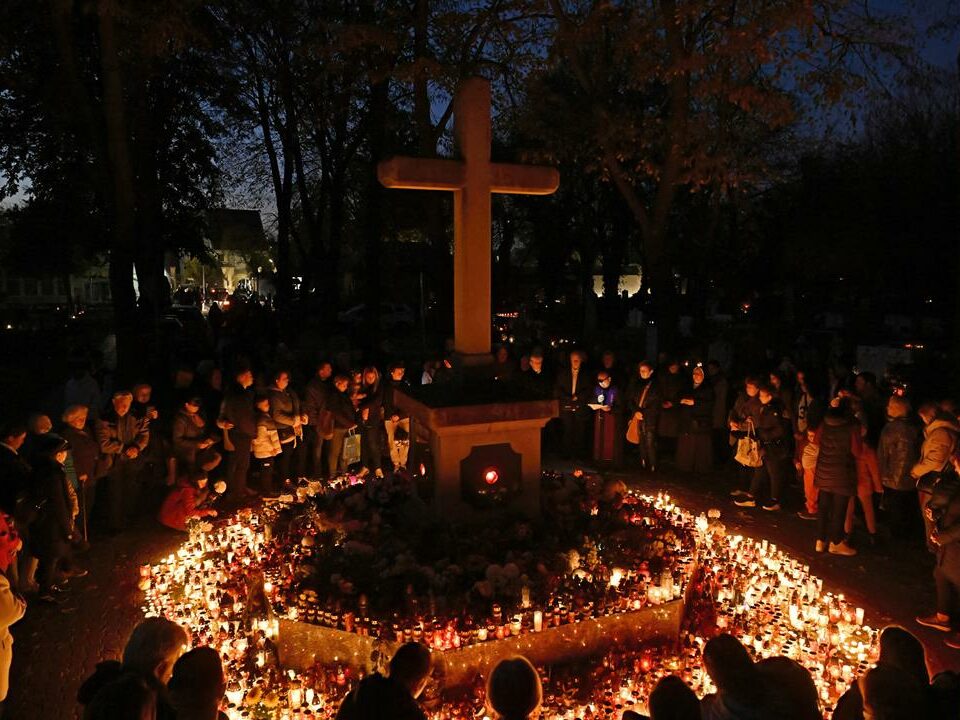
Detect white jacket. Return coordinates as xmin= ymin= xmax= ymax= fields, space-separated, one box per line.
xmin=0 ymin=573 xmax=26 ymax=700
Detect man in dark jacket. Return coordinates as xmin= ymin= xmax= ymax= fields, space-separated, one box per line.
xmin=218 ymin=367 xmax=257 ymax=500
xmin=383 ymin=362 xmax=412 ymax=472
xmin=336 ymin=642 xmax=431 ymax=720
xmin=96 ymin=391 xmax=150 ymax=531
xmin=303 ymin=361 xmax=333 ymax=478
xmin=626 ymin=361 xmax=660 ymax=472
xmin=0 ymin=422 xmax=30 ymax=518
xmin=554 ymin=350 xmax=590 ymax=460
xmin=520 ymin=350 xmax=551 ymax=397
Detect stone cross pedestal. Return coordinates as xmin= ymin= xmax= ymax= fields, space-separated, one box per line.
xmin=378 ymin=78 xmax=559 ymax=518
xmin=378 ymin=77 xmax=559 ymax=365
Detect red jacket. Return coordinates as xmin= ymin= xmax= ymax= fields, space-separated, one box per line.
xmin=158 ymin=483 xmax=211 ymax=531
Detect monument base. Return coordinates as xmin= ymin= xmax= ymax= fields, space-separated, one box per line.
xmin=276 ymin=598 xmax=684 ymax=687
xmin=396 ymin=382 xmax=557 ymax=518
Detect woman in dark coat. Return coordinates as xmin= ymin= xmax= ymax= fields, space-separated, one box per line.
xmin=60 ymin=405 xmax=101 ymax=537
xmin=676 ymin=366 xmax=714 ymax=474
xmin=357 ymin=367 xmax=384 ymax=478
xmin=326 ymin=376 xmax=359 ymax=480
xmin=29 ymin=434 xmax=80 ymax=602
xmin=735 ymin=384 xmax=790 ymax=511
xmin=656 ymin=359 xmax=685 ymax=461
xmin=813 ymin=401 xmax=862 ymax=556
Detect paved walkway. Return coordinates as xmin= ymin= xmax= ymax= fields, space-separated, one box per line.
xmin=6 ymin=462 xmax=957 ymax=718
xmin=6 ymin=526 xmax=181 ymax=719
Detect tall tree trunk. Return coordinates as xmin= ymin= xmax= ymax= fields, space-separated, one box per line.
xmin=251 ymin=58 xmax=293 ymax=307
xmin=952 ymin=44 xmax=960 ymax=395
xmin=413 ymin=0 xmax=452 ymax=335
xmin=97 ymin=0 xmax=140 ymax=377
xmin=323 ymin=178 xmax=346 ymax=325
xmin=362 ymin=76 xmax=389 ymax=352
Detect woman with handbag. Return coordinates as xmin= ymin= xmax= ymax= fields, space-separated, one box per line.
xmin=268 ymin=370 xmax=307 ymax=486
xmin=327 ymin=375 xmax=359 ymax=480
xmin=735 ymin=384 xmax=790 ymax=512
xmin=729 ymin=377 xmax=763 ymax=499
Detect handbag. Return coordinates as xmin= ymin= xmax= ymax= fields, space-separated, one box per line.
xmin=625 ymin=417 xmax=640 ymax=445
xmin=341 ymin=429 xmax=362 ymax=467
xmin=734 ymin=419 xmax=763 ymax=468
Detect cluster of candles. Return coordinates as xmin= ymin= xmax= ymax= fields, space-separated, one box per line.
xmin=265 ymin=522 xmax=694 ymax=652
xmin=140 ymin=490 xmax=879 ymax=719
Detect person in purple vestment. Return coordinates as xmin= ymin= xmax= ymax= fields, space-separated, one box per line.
xmin=592 ymin=371 xmax=623 ymax=466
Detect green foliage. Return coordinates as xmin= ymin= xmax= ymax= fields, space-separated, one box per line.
xmin=0 ymin=0 xmax=223 ymax=283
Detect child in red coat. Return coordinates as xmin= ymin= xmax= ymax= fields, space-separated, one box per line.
xmin=158 ymin=471 xmax=219 ymax=531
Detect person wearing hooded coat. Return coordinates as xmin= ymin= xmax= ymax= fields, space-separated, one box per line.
xmin=812 ymin=401 xmax=862 ymax=556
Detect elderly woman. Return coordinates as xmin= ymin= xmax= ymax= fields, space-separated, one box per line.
xmin=60 ymin=405 xmax=102 ymax=539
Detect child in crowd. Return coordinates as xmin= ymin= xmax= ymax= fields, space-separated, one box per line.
xmin=799 ymin=429 xmax=820 ymax=520
xmin=252 ymin=394 xmax=281 ymax=495
xmin=158 ymin=470 xmax=219 ymax=532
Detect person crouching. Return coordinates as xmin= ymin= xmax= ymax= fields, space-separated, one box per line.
xmin=158 ymin=471 xmax=220 ymax=532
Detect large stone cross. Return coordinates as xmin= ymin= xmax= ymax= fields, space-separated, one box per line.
xmin=378 ymin=77 xmax=559 ymax=364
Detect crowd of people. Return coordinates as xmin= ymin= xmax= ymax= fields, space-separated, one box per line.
xmin=2 ymin=336 xmax=960 ymax=717
xmin=68 ymin=614 xmax=960 ymax=720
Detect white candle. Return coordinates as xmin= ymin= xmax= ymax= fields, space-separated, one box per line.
xmin=533 ymin=611 xmax=543 ymax=632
